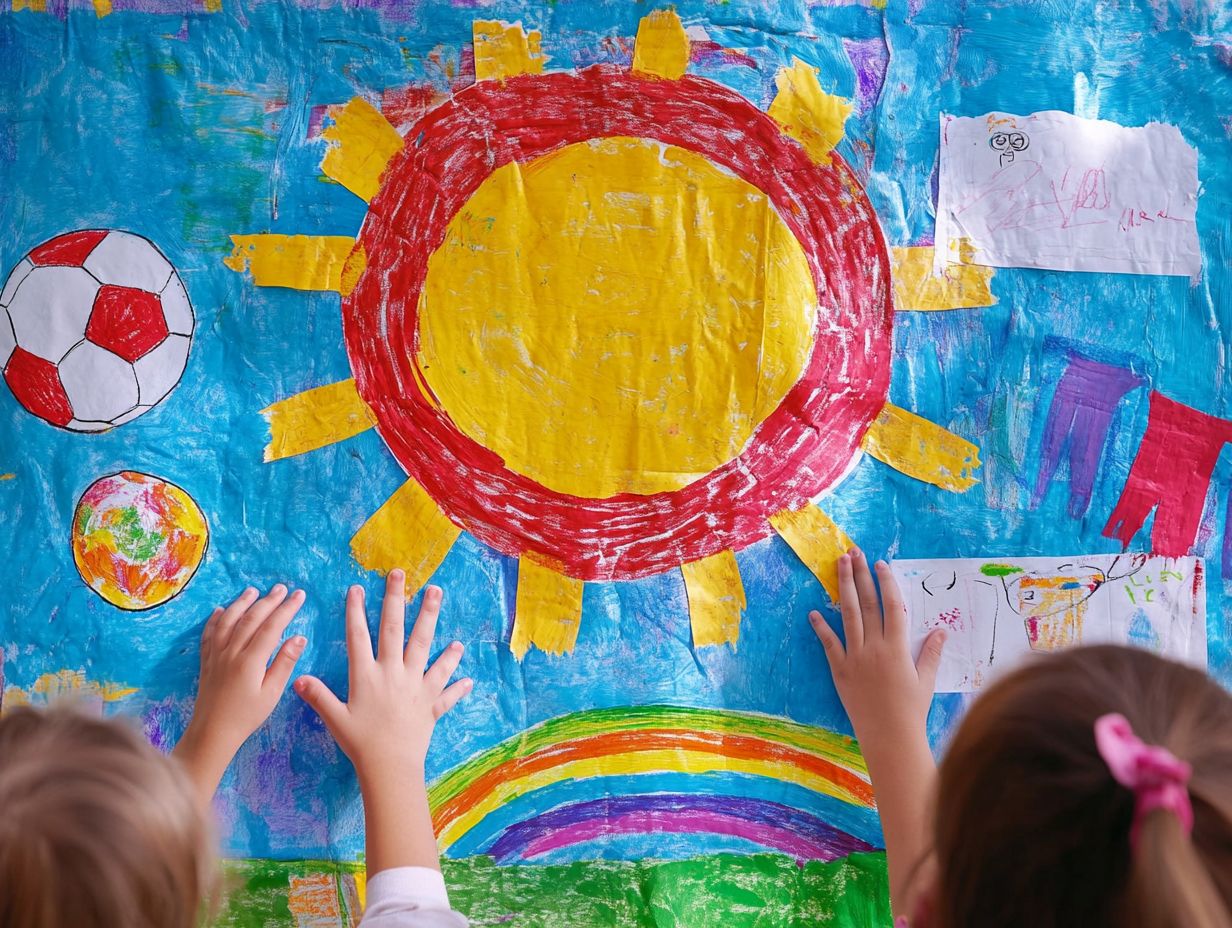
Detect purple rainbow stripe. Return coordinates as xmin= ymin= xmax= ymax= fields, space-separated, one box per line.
xmin=487 ymin=794 xmax=876 ymax=864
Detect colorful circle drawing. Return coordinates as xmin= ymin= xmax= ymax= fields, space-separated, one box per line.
xmin=344 ymin=66 xmax=892 ymax=582
xmin=0 ymin=230 xmax=195 ymax=432
xmin=71 ymin=471 xmax=209 ymax=611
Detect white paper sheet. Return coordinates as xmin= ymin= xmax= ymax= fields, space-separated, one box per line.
xmin=934 ymin=111 xmax=1201 ymax=277
xmin=894 ymin=554 xmax=1207 ymax=693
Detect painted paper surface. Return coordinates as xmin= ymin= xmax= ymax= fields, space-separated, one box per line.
xmin=896 ymin=555 xmax=1207 ymax=693
xmin=935 ymin=111 xmax=1201 ymax=276
xmin=2 ymin=1 xmax=1232 ymax=926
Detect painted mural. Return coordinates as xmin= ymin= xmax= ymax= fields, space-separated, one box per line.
xmin=2 ymin=0 xmax=1230 ymax=924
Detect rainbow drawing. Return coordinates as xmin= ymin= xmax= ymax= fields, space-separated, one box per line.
xmin=429 ymin=706 xmax=881 ymax=864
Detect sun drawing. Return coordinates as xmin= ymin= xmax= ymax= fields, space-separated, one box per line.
xmin=225 ymin=11 xmax=985 ymax=658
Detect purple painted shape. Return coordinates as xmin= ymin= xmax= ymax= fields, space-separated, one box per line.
xmin=1033 ymin=354 xmax=1143 ymax=518
xmin=1222 ymin=488 xmax=1232 ymax=579
xmin=842 ymin=37 xmax=889 ymax=116
xmin=487 ymin=794 xmax=875 ymax=864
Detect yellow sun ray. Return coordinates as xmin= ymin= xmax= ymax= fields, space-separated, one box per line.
xmin=681 ymin=550 xmax=747 ymax=648
xmin=861 ymin=402 xmax=981 ymax=492
xmin=223 ymin=234 xmax=366 ymax=295
xmin=767 ymin=58 xmax=852 ymax=165
xmin=473 ymin=20 xmax=546 ymax=82
xmin=511 ymin=556 xmax=585 ymax=659
xmin=632 ymin=10 xmax=691 ymax=81
xmin=769 ymin=505 xmax=853 ymax=602
xmin=350 ymin=478 xmax=462 ymax=589
xmin=890 ymin=240 xmax=996 ymax=311
xmin=2 ymin=670 xmax=137 ymax=712
xmin=260 ymin=378 xmax=376 ymax=463
xmin=320 ymin=97 xmax=405 ymax=203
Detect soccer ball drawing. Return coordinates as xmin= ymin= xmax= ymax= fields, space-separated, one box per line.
xmin=0 ymin=229 xmax=194 ymax=432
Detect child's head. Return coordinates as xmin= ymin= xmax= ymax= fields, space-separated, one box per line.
xmin=0 ymin=706 xmax=215 ymax=928
xmin=932 ymin=645 xmax=1232 ymax=928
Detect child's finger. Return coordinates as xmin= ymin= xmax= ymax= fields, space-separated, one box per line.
xmin=433 ymin=677 xmax=473 ymax=720
xmin=377 ymin=569 xmax=407 ymax=663
xmin=405 ymin=585 xmax=443 ymax=674
xmin=809 ymin=611 xmax=845 ymax=668
xmin=263 ymin=635 xmax=307 ymax=694
xmin=345 ymin=585 xmax=374 ymax=669
xmin=199 ymin=607 xmax=224 ymax=654
xmin=876 ymin=562 xmax=909 ymax=645
xmin=247 ymin=589 xmax=306 ymax=659
xmin=229 ymin=584 xmax=290 ymax=652
xmin=213 ymin=587 xmax=259 ymax=650
xmin=915 ymin=628 xmax=947 ymax=691
xmin=836 ymin=554 xmax=864 ymax=651
xmin=294 ymin=675 xmax=347 ymax=733
xmin=850 ymin=549 xmax=882 ymax=641
xmin=424 ymin=641 xmax=464 ymax=692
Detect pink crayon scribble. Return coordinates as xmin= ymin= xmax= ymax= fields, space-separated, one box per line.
xmin=929 ymin=608 xmax=964 ymax=632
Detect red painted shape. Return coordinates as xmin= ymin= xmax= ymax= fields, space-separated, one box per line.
xmin=28 ymin=230 xmax=108 ymax=267
xmin=1104 ymin=392 xmax=1232 ymax=557
xmin=4 ymin=347 xmax=73 ymax=426
xmin=380 ymin=84 xmax=448 ymax=130
xmin=86 ymin=286 xmax=168 ymax=362
xmin=343 ymin=66 xmax=894 ymax=581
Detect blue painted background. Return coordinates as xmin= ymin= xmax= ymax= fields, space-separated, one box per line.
xmin=1 ymin=0 xmax=1229 ymax=862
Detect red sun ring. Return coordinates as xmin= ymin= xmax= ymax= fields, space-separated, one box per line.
xmin=343 ymin=65 xmax=893 ymax=583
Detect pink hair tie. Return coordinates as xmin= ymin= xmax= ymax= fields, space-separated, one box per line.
xmin=1094 ymin=712 xmax=1194 ymax=848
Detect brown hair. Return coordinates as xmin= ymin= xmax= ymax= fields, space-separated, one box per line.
xmin=0 ymin=706 xmax=216 ymax=928
xmin=932 ymin=645 xmax=1232 ymax=928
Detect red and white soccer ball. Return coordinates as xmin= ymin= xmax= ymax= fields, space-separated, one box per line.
xmin=0 ymin=230 xmax=194 ymax=431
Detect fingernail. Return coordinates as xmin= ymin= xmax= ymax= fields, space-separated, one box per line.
xmin=808 ymin=611 xmax=821 ymax=625
xmin=271 ymin=583 xmax=287 ymax=595
xmin=390 ymin=568 xmax=405 ymax=582
xmin=291 ymin=588 xmax=305 ymax=600
xmin=427 ymin=585 xmax=443 ymax=599
xmin=450 ymin=641 xmax=464 ymax=652
xmin=838 ymin=554 xmax=849 ymax=564
xmin=463 ymin=678 xmax=473 ymax=690
xmin=849 ymin=546 xmax=861 ymax=558
xmin=875 ymin=560 xmax=887 ymax=569
xmin=244 ymin=586 xmax=258 ymax=597
xmin=293 ymin=635 xmax=307 ymax=647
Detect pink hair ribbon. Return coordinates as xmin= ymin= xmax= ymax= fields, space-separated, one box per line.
xmin=1094 ymin=712 xmax=1194 ymax=847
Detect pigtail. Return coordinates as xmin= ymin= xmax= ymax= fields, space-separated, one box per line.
xmin=1127 ymin=809 xmax=1232 ymax=928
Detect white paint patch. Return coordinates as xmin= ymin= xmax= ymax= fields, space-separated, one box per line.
xmin=59 ymin=341 xmax=139 ymax=422
xmin=7 ymin=266 xmax=100 ymax=362
xmin=83 ymin=231 xmax=175 ymax=293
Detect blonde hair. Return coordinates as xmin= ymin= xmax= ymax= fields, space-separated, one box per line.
xmin=933 ymin=645 xmax=1232 ymax=928
xmin=0 ymin=706 xmax=216 ymax=928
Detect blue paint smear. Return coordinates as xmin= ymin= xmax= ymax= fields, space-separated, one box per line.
xmin=0 ymin=0 xmax=1229 ymax=865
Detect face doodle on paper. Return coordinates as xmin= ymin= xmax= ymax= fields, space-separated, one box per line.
xmin=988 ymin=129 xmax=1029 ymax=166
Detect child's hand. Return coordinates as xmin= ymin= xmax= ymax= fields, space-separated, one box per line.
xmin=809 ymin=549 xmax=946 ymax=747
xmin=174 ymin=585 xmax=308 ymax=805
xmin=809 ymin=549 xmax=946 ymax=915
xmin=294 ymin=570 xmax=472 ymax=874
xmin=294 ymin=570 xmax=472 ymax=783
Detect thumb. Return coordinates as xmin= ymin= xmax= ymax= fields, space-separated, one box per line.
xmin=915 ymin=628 xmax=947 ymax=690
xmin=294 ymin=675 xmax=347 ymax=734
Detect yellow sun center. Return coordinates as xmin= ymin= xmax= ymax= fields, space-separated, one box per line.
xmin=415 ymin=136 xmax=817 ymax=498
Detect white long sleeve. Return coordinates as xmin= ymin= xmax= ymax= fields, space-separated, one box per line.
xmin=358 ymin=867 xmax=469 ymax=927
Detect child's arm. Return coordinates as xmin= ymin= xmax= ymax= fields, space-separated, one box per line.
xmin=295 ymin=570 xmax=471 ymax=922
xmin=808 ymin=549 xmax=946 ymax=920
xmin=173 ymin=585 xmax=308 ymax=808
